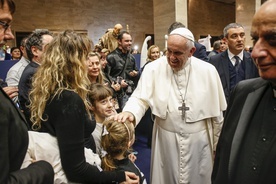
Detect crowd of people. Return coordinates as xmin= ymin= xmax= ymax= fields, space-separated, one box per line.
xmin=1 ymin=0 xmax=276 ymax=183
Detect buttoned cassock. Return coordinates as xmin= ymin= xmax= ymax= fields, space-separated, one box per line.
xmin=123 ymin=56 xmax=227 ymax=184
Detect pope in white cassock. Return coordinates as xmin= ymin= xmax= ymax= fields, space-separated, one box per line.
xmin=115 ymin=27 xmax=227 ymax=184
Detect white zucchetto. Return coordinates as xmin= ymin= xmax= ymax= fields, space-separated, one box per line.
xmin=170 ymin=28 xmax=195 ymax=42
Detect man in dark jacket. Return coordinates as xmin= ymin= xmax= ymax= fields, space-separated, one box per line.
xmin=106 ymin=30 xmax=139 ymax=111
xmin=18 ymin=29 xmax=53 ymax=126
xmin=209 ymin=23 xmax=259 ymax=103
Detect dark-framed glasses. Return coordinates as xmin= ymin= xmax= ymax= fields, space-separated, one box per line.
xmin=0 ymin=21 xmax=11 ymax=32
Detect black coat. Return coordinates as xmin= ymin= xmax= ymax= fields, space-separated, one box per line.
xmin=212 ymin=78 xmax=276 ymax=184
xmin=106 ymin=48 xmax=139 ymax=84
xmin=18 ymin=61 xmax=39 ymax=126
xmin=0 ymin=87 xmax=54 ymax=184
xmin=193 ymin=42 xmax=208 ymax=62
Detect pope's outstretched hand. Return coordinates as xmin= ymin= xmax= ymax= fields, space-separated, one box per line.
xmin=113 ymin=111 xmax=135 ymax=124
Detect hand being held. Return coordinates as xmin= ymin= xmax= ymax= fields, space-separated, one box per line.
xmin=120 ymin=171 xmax=139 ymax=184
xmin=3 ymin=86 xmax=18 ymax=99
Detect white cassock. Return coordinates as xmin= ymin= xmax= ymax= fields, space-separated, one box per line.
xmin=123 ymin=56 xmax=227 ymax=184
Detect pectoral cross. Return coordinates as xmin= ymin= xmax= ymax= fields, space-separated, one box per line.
xmin=178 ymin=102 xmax=189 ymax=120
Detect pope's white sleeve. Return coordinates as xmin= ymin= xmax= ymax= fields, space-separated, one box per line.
xmin=123 ymin=96 xmax=149 ymax=127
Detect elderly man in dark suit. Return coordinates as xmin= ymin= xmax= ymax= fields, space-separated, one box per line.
xmin=209 ymin=23 xmax=259 ymax=103
xmin=212 ymin=1 xmax=276 ymax=183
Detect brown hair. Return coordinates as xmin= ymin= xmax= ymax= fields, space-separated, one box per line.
xmin=88 ymin=83 xmax=113 ymax=107
xmin=101 ymin=119 xmax=134 ymax=171
xmin=0 ymin=0 xmax=15 ymax=14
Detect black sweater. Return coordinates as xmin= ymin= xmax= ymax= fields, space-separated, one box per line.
xmin=39 ymin=90 xmax=125 ymax=183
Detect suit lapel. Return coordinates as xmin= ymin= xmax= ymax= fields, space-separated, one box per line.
xmin=228 ymin=83 xmax=268 ymax=180
xmin=243 ymin=51 xmax=254 ymax=78
xmin=222 ymin=52 xmax=230 ymax=89
xmin=0 ymin=87 xmax=29 ymax=128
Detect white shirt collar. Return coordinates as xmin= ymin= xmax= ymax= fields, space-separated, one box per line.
xmin=227 ymin=50 xmax=244 ymax=65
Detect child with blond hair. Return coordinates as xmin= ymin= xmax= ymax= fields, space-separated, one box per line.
xmin=101 ymin=119 xmax=146 ymax=184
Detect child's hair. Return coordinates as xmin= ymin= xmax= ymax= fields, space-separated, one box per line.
xmin=88 ymin=83 xmax=113 ymax=107
xmin=101 ymin=119 xmax=135 ymax=171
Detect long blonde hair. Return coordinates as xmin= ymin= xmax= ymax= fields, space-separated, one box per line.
xmin=29 ymin=30 xmax=92 ymax=130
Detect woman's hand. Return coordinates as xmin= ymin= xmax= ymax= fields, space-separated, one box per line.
xmin=120 ymin=171 xmax=139 ymax=184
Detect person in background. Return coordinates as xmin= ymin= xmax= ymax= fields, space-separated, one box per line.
xmin=140 ymin=44 xmax=160 ymax=73
xmin=209 ymin=23 xmax=259 ymax=103
xmin=29 ymin=30 xmax=139 ymax=184
xmin=100 ymin=48 xmax=110 ymax=70
xmin=207 ymin=40 xmax=221 ymax=60
xmin=3 ymin=45 xmax=11 ymax=59
xmin=93 ymin=43 xmax=102 ymax=53
xmin=101 ymin=118 xmax=146 ymax=184
xmin=114 ymin=27 xmax=226 ymax=184
xmin=219 ymin=35 xmax=228 ymax=52
xmin=87 ymin=51 xmax=121 ymax=111
xmin=244 ymin=45 xmax=252 ymax=53
xmin=107 ymin=31 xmax=139 ymax=112
xmin=18 ymin=29 xmax=53 ymax=125
xmin=131 ymin=49 xmax=138 ymax=54
xmin=100 ymin=48 xmax=122 ymax=112
xmin=6 ymin=37 xmax=29 ymax=87
xmin=0 ymin=0 xmax=54 ymax=183
xmin=99 ymin=23 xmax=123 ymax=52
xmin=10 ymin=46 xmax=21 ymax=60
xmin=87 ymin=51 xmax=105 ymax=84
xmin=212 ymin=1 xmax=276 ymax=183
xmin=5 ymin=37 xmax=29 ymax=104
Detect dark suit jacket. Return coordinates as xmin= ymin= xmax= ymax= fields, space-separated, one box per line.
xmin=0 ymin=87 xmax=54 ymax=183
xmin=18 ymin=61 xmax=39 ymax=126
xmin=0 ymin=78 xmax=7 ymax=87
xmin=212 ymin=78 xmax=276 ymax=184
xmin=208 ymin=50 xmax=259 ymax=102
xmin=193 ymin=42 xmax=208 ymax=61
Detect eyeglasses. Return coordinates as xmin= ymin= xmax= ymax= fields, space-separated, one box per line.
xmin=0 ymin=21 xmax=11 ymax=32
